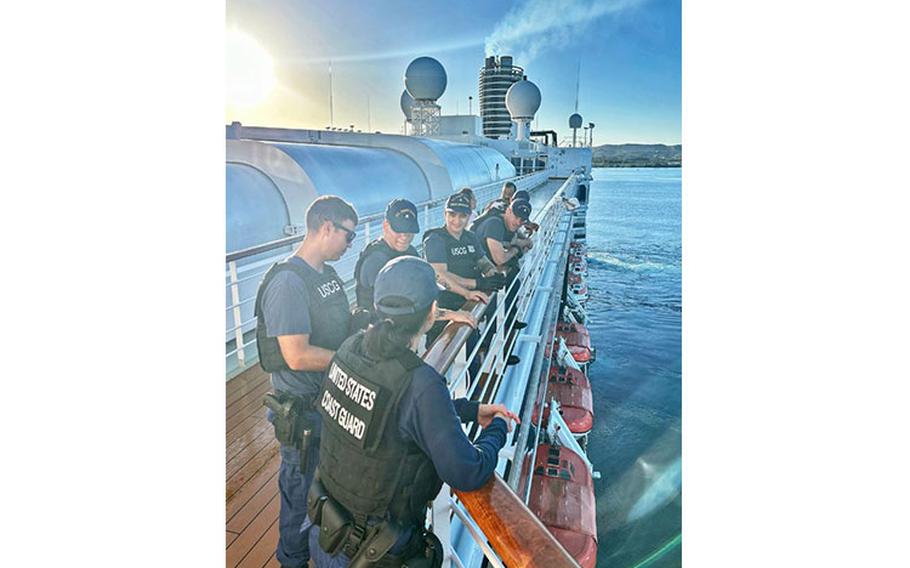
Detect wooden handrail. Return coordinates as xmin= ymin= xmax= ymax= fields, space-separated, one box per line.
xmin=423 ymin=299 xmax=489 ymax=371
xmin=454 ymin=477 xmax=580 ymax=568
xmin=423 ymin=299 xmax=580 ymax=568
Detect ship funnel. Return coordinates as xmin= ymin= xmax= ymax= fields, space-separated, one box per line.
xmin=506 ymin=79 xmax=541 ymax=142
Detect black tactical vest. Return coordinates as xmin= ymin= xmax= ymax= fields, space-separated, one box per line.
xmin=317 ymin=333 xmax=443 ymax=523
xmin=468 ymin=205 xmax=508 ymax=259
xmin=353 ymin=239 xmax=418 ymax=311
xmin=422 ymin=227 xmax=482 ymax=310
xmin=254 ymin=258 xmax=352 ymax=373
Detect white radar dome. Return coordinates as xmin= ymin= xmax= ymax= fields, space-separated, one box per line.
xmin=505 ymin=80 xmax=542 ymax=119
xmin=569 ymin=113 xmax=583 ymax=129
xmin=404 ymin=57 xmax=447 ymax=101
xmin=400 ymin=90 xmax=415 ymax=120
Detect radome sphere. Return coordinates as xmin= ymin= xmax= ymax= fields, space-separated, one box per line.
xmin=404 ymin=57 xmax=447 ymax=101
xmin=400 ymin=90 xmax=415 ymax=120
xmin=569 ymin=113 xmax=583 ymax=129
xmin=505 ymin=80 xmax=542 ymax=119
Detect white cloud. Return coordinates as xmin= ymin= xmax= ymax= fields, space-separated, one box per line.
xmin=485 ymin=0 xmax=645 ymax=63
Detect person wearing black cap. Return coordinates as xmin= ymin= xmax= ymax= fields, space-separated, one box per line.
xmin=308 ymin=257 xmax=519 ymax=568
xmin=253 ymin=195 xmax=358 ymax=568
xmin=482 ymin=180 xmax=518 ymax=214
xmin=422 ymin=192 xmax=506 ymax=346
xmin=353 ymin=198 xmax=476 ymax=331
xmin=353 ymin=199 xmax=421 ymax=314
xmin=470 ymin=198 xmax=533 ymax=269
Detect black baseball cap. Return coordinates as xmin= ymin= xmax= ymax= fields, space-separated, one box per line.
xmin=373 ymin=256 xmax=442 ymax=316
xmin=510 ymin=198 xmax=532 ymax=221
xmin=513 ymin=190 xmax=531 ymax=202
xmin=385 ymin=199 xmax=420 ymax=234
xmin=445 ymin=192 xmax=473 ymax=215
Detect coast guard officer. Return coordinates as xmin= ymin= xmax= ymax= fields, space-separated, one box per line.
xmin=470 ymin=197 xmax=533 ymax=269
xmin=253 ymin=195 xmax=357 ymax=568
xmin=308 ymin=257 xmax=519 ymax=568
xmin=353 ymin=199 xmax=421 ymax=314
xmin=422 ymin=192 xmax=506 ymax=346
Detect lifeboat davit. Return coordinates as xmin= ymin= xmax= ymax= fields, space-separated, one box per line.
xmin=519 ymin=444 xmax=598 ymax=568
xmin=534 ymin=364 xmax=594 ymax=435
xmin=556 ymin=322 xmax=596 ymax=364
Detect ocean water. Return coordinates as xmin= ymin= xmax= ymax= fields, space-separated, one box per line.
xmin=583 ymin=168 xmax=682 ymax=567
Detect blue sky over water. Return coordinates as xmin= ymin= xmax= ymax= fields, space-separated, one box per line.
xmin=227 ymin=0 xmax=680 ymax=144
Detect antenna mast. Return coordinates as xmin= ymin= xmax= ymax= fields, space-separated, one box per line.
xmin=574 ymin=58 xmax=581 ymax=113
xmin=329 ymin=60 xmax=335 ymax=128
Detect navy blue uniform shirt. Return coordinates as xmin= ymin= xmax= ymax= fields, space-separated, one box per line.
xmin=397 ymin=363 xmax=507 ymax=492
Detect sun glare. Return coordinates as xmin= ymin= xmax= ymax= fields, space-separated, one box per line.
xmin=226 ymin=29 xmax=275 ymax=109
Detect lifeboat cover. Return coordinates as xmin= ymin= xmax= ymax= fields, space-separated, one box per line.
xmin=519 ymin=444 xmax=597 ymax=568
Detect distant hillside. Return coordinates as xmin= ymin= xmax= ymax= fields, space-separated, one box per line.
xmin=591 ymin=144 xmax=682 ymax=167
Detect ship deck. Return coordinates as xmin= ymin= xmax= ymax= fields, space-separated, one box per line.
xmin=226 ymin=365 xmax=282 ymax=568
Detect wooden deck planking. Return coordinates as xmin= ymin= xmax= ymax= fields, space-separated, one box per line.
xmin=227 ymin=428 xmax=279 ymax=481
xmin=227 ymin=409 xmax=269 ymax=444
xmin=227 ymin=379 xmax=273 ymax=420
xmin=227 ymin=414 xmax=273 ymax=462
xmin=228 ymin=365 xmax=282 ymax=568
xmin=227 ymin=468 xmax=280 ymax=533
xmin=227 ymin=388 xmax=273 ymax=431
xmin=227 ymin=368 xmax=269 ymax=406
xmin=226 ymin=493 xmax=280 ymax=567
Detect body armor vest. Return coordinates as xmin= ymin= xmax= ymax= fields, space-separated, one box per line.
xmin=254 ymin=259 xmax=352 ymax=373
xmin=317 ymin=333 xmax=442 ymax=523
xmin=353 ymin=239 xmax=417 ymax=311
xmin=470 ymin=202 xmax=506 ymax=232
xmin=422 ymin=227 xmax=482 ymax=310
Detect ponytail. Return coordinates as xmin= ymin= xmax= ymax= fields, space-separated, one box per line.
xmin=363 ymin=299 xmax=432 ymax=360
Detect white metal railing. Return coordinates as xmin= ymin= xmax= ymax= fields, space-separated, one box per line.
xmin=224 ymin=169 xmax=552 ymax=378
xmin=425 ymin=175 xmax=578 ymax=568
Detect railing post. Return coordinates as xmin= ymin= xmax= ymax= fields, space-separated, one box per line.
xmin=432 ymin=486 xmax=454 ymax=568
xmin=425 ymin=203 xmax=432 ymax=230
xmin=364 ymin=219 xmax=371 ymax=244
xmin=228 ymin=260 xmax=245 ymax=368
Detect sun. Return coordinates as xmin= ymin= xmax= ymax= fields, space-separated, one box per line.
xmin=226 ymin=29 xmax=275 ymax=109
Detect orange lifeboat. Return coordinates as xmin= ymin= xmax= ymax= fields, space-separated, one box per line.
xmin=556 ymin=322 xmax=596 ymax=364
xmin=534 ymin=364 xmax=594 ymax=435
xmin=567 ymin=273 xmax=588 ymax=301
xmin=519 ymin=444 xmax=598 ymax=568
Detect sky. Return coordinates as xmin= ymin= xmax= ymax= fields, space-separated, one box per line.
xmin=226 ymin=0 xmax=680 ymax=145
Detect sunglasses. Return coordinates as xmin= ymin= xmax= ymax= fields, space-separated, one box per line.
xmin=332 ymin=221 xmax=357 ymax=243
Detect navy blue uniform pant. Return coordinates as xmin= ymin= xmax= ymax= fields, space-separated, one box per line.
xmin=276 ymin=439 xmax=320 ymax=567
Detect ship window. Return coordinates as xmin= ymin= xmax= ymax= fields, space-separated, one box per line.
xmin=547 ymin=468 xmax=559 ymax=476
xmin=535 ymin=466 xmax=544 ymax=475
xmin=559 ymin=470 xmax=571 ymax=481
xmin=547 ymin=457 xmax=560 ymax=466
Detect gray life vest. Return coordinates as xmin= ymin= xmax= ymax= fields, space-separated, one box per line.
xmin=254 ymin=259 xmax=352 ymax=373
xmin=317 ymin=333 xmax=443 ymax=523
